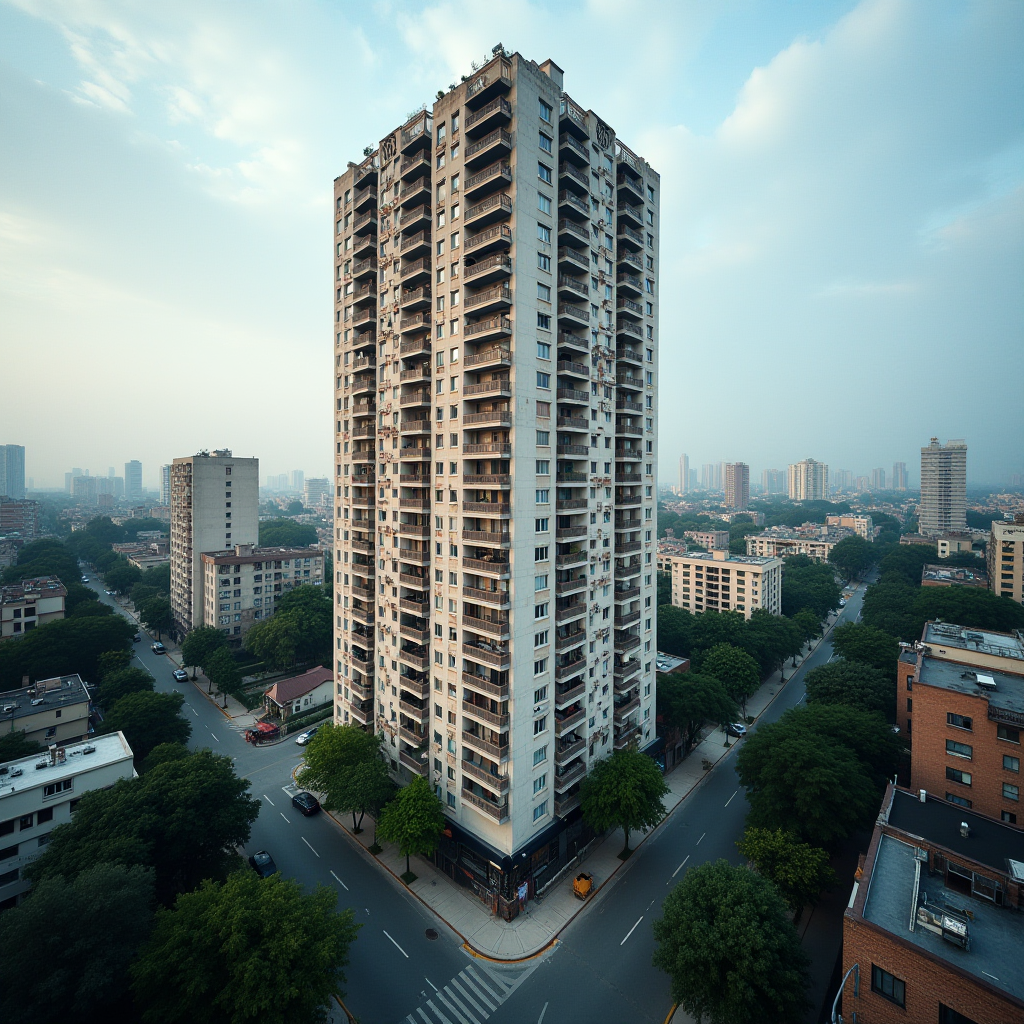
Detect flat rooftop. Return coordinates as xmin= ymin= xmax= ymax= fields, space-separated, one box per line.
xmin=655 ymin=653 xmax=689 ymax=674
xmin=0 ymin=674 xmax=90 ymax=722
xmin=923 ymin=622 xmax=1024 ymax=664
xmin=922 ymin=565 xmax=988 ymax=586
xmin=917 ymin=656 xmax=1024 ymax=718
xmin=0 ymin=575 xmax=67 ymax=604
xmin=0 ymin=732 xmax=133 ymax=800
xmin=663 ymin=551 xmax=780 ymax=567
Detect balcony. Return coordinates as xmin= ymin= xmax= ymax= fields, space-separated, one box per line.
xmin=558 ymin=189 xmax=590 ymax=221
xmin=557 ymin=274 xmax=588 ymax=301
xmin=617 ymin=225 xmax=644 ymax=252
xmin=619 ymin=202 xmax=643 ymax=227
xmin=555 ymin=576 xmax=587 ymax=596
xmin=465 ymin=128 xmax=513 ymax=170
xmin=464 ymin=252 xmax=512 ymax=285
xmin=618 ymin=249 xmax=643 ymax=273
xmin=614 ymin=695 xmax=641 ymax=719
xmin=352 ymin=256 xmax=377 ymax=281
xmin=465 ymin=193 xmax=513 ymax=229
xmin=558 ymin=302 xmax=589 ymax=328
xmin=399 ymin=389 xmax=430 ymax=406
xmin=555 ymin=707 xmax=586 ymax=735
xmin=556 ymin=359 xmax=589 ymax=380
xmin=400 ymin=202 xmax=430 ymax=232
xmin=400 ymin=417 xmax=431 ymax=433
xmin=399 ymin=597 xmax=429 ymax=617
xmin=555 ymin=387 xmax=589 ymax=406
xmin=559 ymin=132 xmax=590 ymax=166
xmin=616 ymin=271 xmax=643 ymax=296
xmin=462 ymin=470 xmax=511 ymax=486
xmin=399 ymin=446 xmax=431 ymax=461
xmin=465 ymin=345 xmax=511 ymax=369
xmin=559 ymin=161 xmax=589 ymax=193
xmin=465 ymin=160 xmax=512 ymax=200
xmin=353 ymin=182 xmax=376 ymax=213
xmin=461 ymin=528 xmax=509 ymax=547
xmin=614 ymin=630 xmax=641 ymax=653
xmin=616 ymin=345 xmax=643 ymax=366
xmin=399 ymin=648 xmax=430 ymax=672
xmin=555 ymin=471 xmax=587 ymax=486
xmin=557 ymin=218 xmax=589 ymax=248
xmin=614 ymin=724 xmax=641 ymax=750
xmin=464 ymin=315 xmax=512 ymax=342
xmin=614 ymin=610 xmax=641 ymax=629
xmin=462 ymin=758 xmax=510 ymax=793
xmin=462 ymin=671 xmax=509 ymax=699
xmin=616 ymin=372 xmax=643 ymax=390
xmin=398 ymin=548 xmax=430 ymax=566
xmin=399 ymin=149 xmax=431 ymax=180
xmin=353 ymin=232 xmax=377 ymax=258
xmin=462 ymin=556 xmax=510 ymax=578
xmin=348 ymin=701 xmax=372 ymax=727
xmin=555 ymin=602 xmax=587 ymax=624
xmin=354 ymin=153 xmax=378 ymax=186
xmin=401 ymin=228 xmax=431 ymax=257
xmin=615 ymin=562 xmax=642 ymax=581
xmin=617 ymin=171 xmax=644 ymax=202
xmin=555 ymin=418 xmax=588 ymax=436
xmin=617 ymin=295 xmax=643 ymax=320
xmin=465 ymin=222 xmax=512 ymax=255
xmin=399 ymin=364 xmax=430 ymax=383
xmin=351 ymin=306 xmax=375 ymax=329
xmin=349 ymin=375 xmax=375 ymax=397
xmin=463 ymin=409 xmax=511 ymax=428
xmin=400 ymin=258 xmax=431 ymax=286
xmin=615 ymin=447 xmax=642 ymax=462
xmin=463 ymin=643 xmax=510 ymax=670
xmin=462 ymin=500 xmax=510 ymax=516
xmin=557 ymin=245 xmax=589 ymax=272
xmin=399 ymin=335 xmax=431 ymax=357
xmin=398 ymin=520 xmax=430 ymax=538
xmin=462 ymin=613 xmax=509 ymax=638
xmin=554 ymin=793 xmax=581 ymax=817
xmin=401 ymin=112 xmax=431 ymax=153
xmin=399 ymin=748 xmax=428 ymax=776
xmin=465 ymin=283 xmax=512 ymax=315
xmin=555 ymin=759 xmax=587 ymax=791
xmin=352 ymin=209 xmax=376 ymax=235
xmin=465 ymin=95 xmax=513 ymax=137
xmin=462 ymin=441 xmax=511 ymax=457
xmin=555 ymin=660 xmax=586 ymax=682
xmin=555 ymin=737 xmax=586 ymax=764
xmin=555 ymin=629 xmax=586 ymax=652
xmin=557 ymin=332 xmax=589 ymax=356
xmin=555 ymin=680 xmax=586 ymax=708
xmin=462 ymin=730 xmax=509 ymax=762
xmin=399 ymin=698 xmax=429 ymax=722
xmin=400 ymin=287 xmax=431 ymax=312
xmin=465 ymin=57 xmax=512 ymax=108
xmin=461 ymin=789 xmax=509 ymax=822
xmin=462 ymin=700 xmax=509 ymax=730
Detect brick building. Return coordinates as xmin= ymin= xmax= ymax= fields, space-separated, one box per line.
xmin=897 ymin=622 xmax=1024 ymax=825
xmin=841 ymin=784 xmax=1024 ymax=1024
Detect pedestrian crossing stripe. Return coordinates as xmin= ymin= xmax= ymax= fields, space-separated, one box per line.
xmin=402 ymin=964 xmax=515 ymax=1024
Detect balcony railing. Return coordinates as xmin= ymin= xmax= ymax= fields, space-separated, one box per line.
xmin=462 ymin=730 xmax=509 ymax=761
xmin=462 ymin=759 xmax=509 ymax=793
xmin=461 ymin=788 xmax=509 ymax=821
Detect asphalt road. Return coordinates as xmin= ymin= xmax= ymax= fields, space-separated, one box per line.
xmin=81 ymin=569 xmax=868 ymax=1024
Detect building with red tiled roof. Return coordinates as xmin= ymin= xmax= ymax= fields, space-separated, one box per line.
xmin=264 ymin=665 xmax=333 ymax=721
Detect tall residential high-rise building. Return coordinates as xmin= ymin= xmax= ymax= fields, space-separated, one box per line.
xmin=678 ymin=453 xmax=689 ymax=494
xmin=160 ymin=465 xmax=172 ymax=506
xmin=761 ymin=468 xmax=785 ymax=495
xmin=291 ymin=470 xmax=305 ymax=493
xmin=919 ymin=438 xmax=967 ymax=537
xmin=892 ymin=461 xmax=908 ymax=491
xmin=0 ymin=445 xmax=26 ymax=499
xmin=169 ymin=450 xmax=259 ymax=638
xmin=788 ymin=458 xmax=829 ymax=501
xmin=332 ymin=49 xmax=659 ymax=901
xmin=303 ymin=477 xmax=331 ymax=508
xmin=124 ymin=460 xmax=143 ymax=501
xmin=871 ymin=467 xmax=886 ymax=491
xmin=723 ymin=462 xmax=749 ymax=510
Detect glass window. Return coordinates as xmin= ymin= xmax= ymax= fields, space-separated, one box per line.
xmin=947 ymin=712 xmax=972 ymax=731
xmin=538 ymin=163 xmax=552 ymax=183
xmin=539 ymin=133 xmax=552 ymax=154
xmin=538 ymin=252 xmax=551 ymax=272
xmin=537 ymin=223 xmax=551 ymax=243
xmin=870 ymin=966 xmax=905 ymax=1008
xmin=946 ymin=739 xmax=972 ymax=759
xmin=533 ymin=801 xmax=547 ymax=821
xmin=538 ymin=194 xmax=552 ymax=214
xmin=537 ymin=283 xmax=551 ymax=302
xmin=945 ymin=766 xmax=971 ymax=786
xmin=998 ymin=724 xmax=1021 ymax=743
xmin=1004 ymin=783 xmax=1020 ymax=801
xmin=1004 ymin=755 xmax=1020 ymax=772
xmin=536 ymin=371 xmax=551 ymax=389
xmin=539 ymin=99 xmax=552 ymax=123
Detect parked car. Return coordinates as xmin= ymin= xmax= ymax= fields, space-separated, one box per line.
xmin=248 ymin=850 xmax=277 ymax=878
xmin=295 ymin=726 xmax=320 ymax=746
xmin=81 ymin=576 xmax=89 ymax=582
xmin=104 ymin=590 xmax=115 ymax=596
xmin=291 ymin=792 xmax=321 ymax=816
xmin=172 ymin=669 xmax=188 ymax=682
xmin=726 ymin=722 xmax=748 ymax=738
xmin=133 ymin=634 xmax=142 ymax=643
xmin=151 ymin=642 xmax=166 ymax=654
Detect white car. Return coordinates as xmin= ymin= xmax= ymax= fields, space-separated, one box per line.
xmin=295 ymin=727 xmax=320 ymax=746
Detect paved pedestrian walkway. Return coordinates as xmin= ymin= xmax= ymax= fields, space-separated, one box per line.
xmin=320 ymin=613 xmax=846 ymax=961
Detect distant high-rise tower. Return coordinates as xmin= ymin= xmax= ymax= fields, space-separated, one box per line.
xmin=871 ymin=468 xmax=886 ymax=491
xmin=892 ymin=462 xmax=908 ymax=491
xmin=724 ymin=463 xmax=749 ymax=510
xmin=788 ymin=459 xmax=829 ymax=501
xmin=919 ymin=438 xmax=967 ymax=536
xmin=761 ymin=469 xmax=785 ymax=495
xmin=124 ymin=460 xmax=143 ymax=501
xmin=0 ymin=445 xmax=27 ymax=499
xmin=160 ymin=465 xmax=172 ymax=506
xmin=291 ymin=470 xmax=305 ymax=494
xmin=678 ymin=454 xmax=689 ymax=494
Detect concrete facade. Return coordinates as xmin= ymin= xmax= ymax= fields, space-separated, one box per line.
xmin=0 ymin=445 xmax=26 ymax=500
xmin=0 ymin=674 xmax=91 ymax=747
xmin=989 ymin=516 xmax=1024 ymax=606
xmin=919 ymin=437 xmax=967 ymax=536
xmin=0 ymin=576 xmax=66 ymax=638
xmin=663 ymin=549 xmax=782 ymax=618
xmin=723 ymin=462 xmax=748 ymax=510
xmin=787 ymin=458 xmax=828 ymax=500
xmin=826 ymin=513 xmax=874 ymax=540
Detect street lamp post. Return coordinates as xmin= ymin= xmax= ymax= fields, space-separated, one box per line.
xmin=831 ymin=962 xmax=859 ymax=1024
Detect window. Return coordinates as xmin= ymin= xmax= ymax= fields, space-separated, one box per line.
xmin=537 ymin=313 xmax=552 ymax=331
xmin=534 ymin=630 xmax=549 ymax=647
xmin=1004 ymin=783 xmax=1020 ymax=801
xmin=539 ymin=99 xmax=552 ymax=122
xmin=42 ymin=779 xmax=72 ymax=799
xmin=946 ymin=739 xmax=972 ymax=759
xmin=537 ymin=223 xmax=551 ymax=244
xmin=945 ymin=766 xmax=971 ymax=786
xmin=1005 ymin=755 xmax=1020 ymax=772
xmin=534 ymin=658 xmax=548 ymax=674
xmin=537 ymin=371 xmax=551 ymax=389
xmin=538 ymin=162 xmax=552 ymax=183
xmin=538 ymin=194 xmax=552 ymax=215
xmin=947 ymin=712 xmax=972 ymax=731
xmin=870 ymin=966 xmax=905 ymax=1008
xmin=534 ymin=574 xmax=548 ymax=590
xmin=533 ymin=774 xmax=547 ymax=794
xmin=535 ymin=603 xmax=548 ymax=620
xmin=998 ymin=724 xmax=1021 ymax=743
xmin=536 ymin=430 xmax=550 ymax=445
xmin=1002 ymin=811 xmax=1018 ymax=824
xmin=535 ymin=546 xmax=549 ymax=561
xmin=533 ymin=745 xmax=548 ymax=765
xmin=536 ymin=489 xmax=550 ymax=503
xmin=938 ymin=1005 xmax=982 ymax=1024
xmin=539 ymin=133 xmax=552 ymax=154
xmin=538 ymin=252 xmax=551 ymax=272
xmin=537 ymin=283 xmax=551 ymax=302
xmin=536 ymin=460 xmax=550 ymax=474
xmin=535 ymin=518 xmax=549 ymax=532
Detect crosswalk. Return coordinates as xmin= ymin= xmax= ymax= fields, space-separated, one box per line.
xmin=400 ymin=964 xmax=517 ymax=1024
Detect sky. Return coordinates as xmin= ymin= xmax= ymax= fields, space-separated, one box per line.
xmin=0 ymin=0 xmax=1021 ymax=491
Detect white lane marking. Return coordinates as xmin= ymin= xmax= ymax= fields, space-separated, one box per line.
xmin=183 ymin=703 xmax=198 ymax=716
xmin=425 ymin=977 xmax=438 ymax=992
xmin=724 ymin=789 xmax=738 ymax=808
xmin=458 ymin=972 xmax=497 ymax=1011
xmin=672 ymin=854 xmax=689 ymax=878
xmin=280 ymin=812 xmax=291 ymax=824
xmin=537 ymin=1003 xmax=549 ymax=1024
xmin=466 ymin=966 xmax=505 ymax=1000
xmin=443 ymin=981 xmax=484 ymax=1024
xmin=696 ymin=832 xmax=705 ymax=845
xmin=210 ymin=733 xmax=219 ymax=742
xmin=383 ymin=929 xmax=409 ymax=958
xmin=262 ymin=794 xmax=275 ymax=807
xmin=331 ymin=870 xmax=349 ymax=891
xmin=620 ymin=915 xmax=644 ymax=946
xmin=434 ymin=987 xmax=477 ymax=1024
xmin=301 ymin=836 xmax=320 ymax=858
xmin=426 ymin=1000 xmax=455 ymax=1024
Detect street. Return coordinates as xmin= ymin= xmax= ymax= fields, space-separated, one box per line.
xmin=84 ymin=574 xmax=867 ymax=1024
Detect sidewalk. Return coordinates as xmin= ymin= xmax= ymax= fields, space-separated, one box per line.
xmin=318 ymin=619 xmax=843 ymax=962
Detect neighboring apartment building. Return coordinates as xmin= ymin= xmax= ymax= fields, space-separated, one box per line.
xmin=677 ymin=453 xmax=688 ymax=494
xmin=332 ymin=49 xmax=659 ymax=905
xmin=871 ymin=467 xmax=887 ymax=490
xmin=303 ymin=477 xmax=331 ymax=508
xmin=723 ymin=462 xmax=749 ymax=511
xmin=937 ymin=532 xmax=984 ymax=559
xmin=826 ymin=514 xmax=874 ymax=541
xmin=989 ymin=515 xmax=1024 ymax=606
xmin=745 ymin=525 xmax=851 ymax=562
xmin=160 ymin=464 xmax=171 ymax=506
xmin=787 ymin=458 xmax=828 ymax=501
xmin=0 ymin=445 xmax=26 ymax=500
xmin=892 ymin=461 xmax=908 ymax=491
xmin=921 ymin=565 xmax=989 ymax=589
xmin=761 ymin=468 xmax=785 ymax=495
xmin=0 ymin=498 xmax=39 ymax=541
xmin=0 ymin=674 xmax=91 ymax=746
xmin=683 ymin=530 xmax=730 ymax=551
xmin=124 ymin=460 xmax=143 ymax=502
xmin=919 ymin=437 xmax=967 ymax=536
xmin=897 ymin=622 xmax=1024 ymax=824
xmin=663 ymin=549 xmax=782 ymax=619
xmin=199 ymin=543 xmax=324 ymax=640
xmin=169 ymin=450 xmax=259 ymax=639
xmin=0 ymin=732 xmax=135 ymax=909
xmin=842 ymin=783 xmax=1024 ymax=1024
xmin=0 ymin=576 xmax=67 ymax=638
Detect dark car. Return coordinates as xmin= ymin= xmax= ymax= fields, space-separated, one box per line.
xmin=292 ymin=792 xmax=320 ymax=816
xmin=726 ymin=722 xmax=748 ymax=738
xmin=151 ymin=642 xmax=166 ymax=654
xmin=133 ymin=634 xmax=142 ymax=643
xmin=248 ymin=850 xmax=277 ymax=878
xmin=172 ymin=669 xmax=188 ymax=682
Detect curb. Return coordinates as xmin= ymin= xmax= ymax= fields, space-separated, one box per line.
xmin=663 ymin=1004 xmax=678 ymax=1024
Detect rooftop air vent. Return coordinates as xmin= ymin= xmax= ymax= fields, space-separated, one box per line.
xmin=976 ymin=674 xmax=997 ymax=690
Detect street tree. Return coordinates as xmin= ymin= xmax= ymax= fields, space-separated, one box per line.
xmin=180 ymin=624 xmax=228 ymax=680
xmin=140 ymin=742 xmax=190 ymax=774
xmin=129 ymin=583 xmax=160 ymax=611
xmin=376 ymin=775 xmax=446 ymax=880
xmin=804 ymin=659 xmax=895 ymax=722
xmin=28 ymin=750 xmax=260 ymax=904
xmin=580 ymin=748 xmax=669 ymax=858
xmin=95 ymin=648 xmax=132 ymax=679
xmin=139 ymin=596 xmax=173 ymax=640
xmin=100 ymin=690 xmax=191 ymax=762
xmin=791 ymin=608 xmax=822 ymax=644
xmin=830 ymin=623 xmax=900 ymax=676
xmin=205 ymin=646 xmax=243 ymax=704
xmin=657 ymin=671 xmax=738 ymax=755
xmin=0 ymin=862 xmax=155 ymax=1024
xmin=93 ymin=667 xmax=155 ymax=709
xmin=656 ymin=604 xmax=693 ymax=658
xmin=258 ymin=518 xmax=318 ymax=547
xmin=0 ymin=730 xmax=40 ymax=762
xmin=130 ymin=871 xmax=360 ymax=1024
xmin=699 ymin=643 xmax=760 ymax=715
xmin=737 ymin=827 xmax=837 ymax=917
xmin=652 ymin=859 xmax=810 ymax=1024
xmin=828 ymin=535 xmax=873 ymax=582
xmin=780 ymin=556 xmax=841 ymax=619
xmin=103 ymin=561 xmax=142 ymax=597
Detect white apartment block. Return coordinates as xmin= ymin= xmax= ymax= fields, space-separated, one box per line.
xmin=169 ymin=450 xmax=259 ymax=639
xmin=663 ymin=550 xmax=781 ymax=619
xmin=919 ymin=437 xmax=967 ymax=536
xmin=201 ymin=543 xmax=324 ymax=639
xmin=787 ymin=458 xmax=829 ymax=501
xmin=989 ymin=516 xmax=1024 ymax=606
xmin=332 ymin=49 xmax=659 ymax=903
xmin=684 ymin=530 xmax=730 ymax=551
xmin=825 ymin=514 xmax=874 ymax=541
xmin=0 ymin=732 xmax=135 ymax=909
xmin=746 ymin=528 xmax=848 ymax=562
xmin=0 ymin=576 xmax=66 ymax=639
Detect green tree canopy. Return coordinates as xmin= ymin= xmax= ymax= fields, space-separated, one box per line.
xmin=141 ymin=742 xmax=191 ymax=774
xmin=377 ymin=775 xmax=446 ymax=877
xmin=804 ymin=659 xmax=895 ymax=722
xmin=130 ymin=583 xmax=160 ymax=611
xmin=93 ymin=667 xmax=155 ymax=709
xmin=258 ymin=519 xmax=318 ymax=547
xmin=737 ymin=827 xmax=837 ymax=916
xmin=28 ymin=750 xmax=260 ymax=904
xmin=0 ymin=729 xmax=41 ymax=762
xmin=657 ymin=671 xmax=738 ymax=754
xmin=69 ymin=597 xmax=114 ymax=618
xmin=828 ymin=535 xmax=874 ymax=581
xmin=100 ymin=690 xmax=192 ymax=762
xmin=96 ymin=648 xmax=132 ymax=679
xmin=791 ymin=608 xmax=822 ymax=642
xmin=138 ymin=596 xmax=172 ymax=640
xmin=104 ymin=561 xmax=142 ymax=596
xmin=140 ymin=561 xmax=171 ymax=595
xmin=205 ymin=646 xmax=243 ymax=703
xmin=580 ymin=748 xmax=669 ymax=856
xmin=130 ymin=871 xmax=360 ymax=1024
xmin=699 ymin=643 xmax=760 ymax=713
xmin=652 ymin=859 xmax=810 ymax=1024
xmin=656 ymin=604 xmax=693 ymax=658
xmin=244 ymin=585 xmax=332 ymax=670
xmin=830 ymin=622 xmax=900 ymax=675
xmin=0 ymin=863 xmax=154 ymax=1024
xmin=781 ymin=557 xmax=842 ymax=618
xmin=0 ymin=538 xmax=78 ymax=586
xmin=180 ymin=625 xmax=228 ymax=679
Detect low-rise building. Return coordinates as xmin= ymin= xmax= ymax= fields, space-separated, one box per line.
xmin=662 ymin=549 xmax=782 ymax=619
xmin=127 ymin=552 xmax=171 ymax=573
xmin=826 ymin=514 xmax=874 ymax=540
xmin=745 ymin=524 xmax=852 ymax=562
xmin=937 ymin=532 xmax=985 ymax=559
xmin=0 ymin=674 xmax=91 ymax=746
xmin=989 ymin=515 xmax=1024 ymax=606
xmin=900 ymin=533 xmax=938 ymax=548
xmin=264 ymin=665 xmax=333 ymax=723
xmin=0 ymin=498 xmax=39 ymax=541
xmin=0 ymin=732 xmax=135 ymax=909
xmin=683 ymin=530 xmax=730 ymax=551
xmin=842 ymin=784 xmax=1024 ymax=1024
xmin=200 ymin=543 xmax=324 ymax=641
xmin=0 ymin=576 xmax=67 ymax=639
xmin=921 ymin=565 xmax=989 ymax=589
